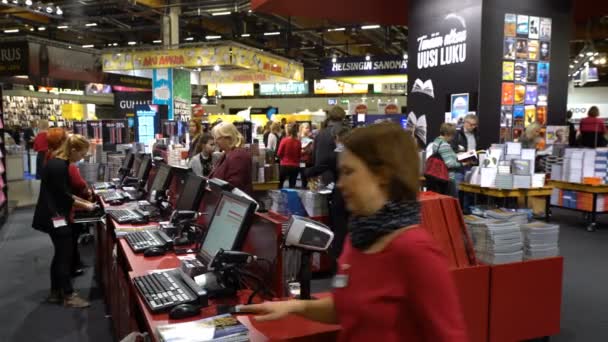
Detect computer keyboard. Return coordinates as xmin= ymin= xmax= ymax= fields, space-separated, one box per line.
xmin=125 ymin=230 xmax=173 ymax=252
xmin=107 ymin=208 xmax=148 ymax=224
xmin=93 ymin=182 xmax=115 ymax=190
xmin=133 ymin=269 xmax=207 ymax=313
xmin=101 ymin=191 xmax=125 ymax=202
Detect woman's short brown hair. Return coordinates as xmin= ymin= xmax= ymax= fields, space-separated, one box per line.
xmin=440 ymin=123 xmax=457 ymax=137
xmin=327 ymin=106 xmax=346 ymax=122
xmin=589 ymin=106 xmax=600 ymax=118
xmin=343 ymin=123 xmax=419 ymax=201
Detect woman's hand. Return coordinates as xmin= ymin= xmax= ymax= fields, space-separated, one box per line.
xmin=238 ymin=300 xmax=302 ymax=322
xmin=84 ymin=201 xmax=96 ymax=212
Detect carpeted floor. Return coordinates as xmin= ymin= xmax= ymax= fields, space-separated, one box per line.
xmin=0 ymin=207 xmax=606 ymax=341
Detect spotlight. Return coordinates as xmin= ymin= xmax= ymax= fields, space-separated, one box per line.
xmin=365 ymin=55 xmax=371 ymax=61
xmin=213 ymin=65 xmax=220 ymax=72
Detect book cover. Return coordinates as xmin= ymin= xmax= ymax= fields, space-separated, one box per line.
xmin=514 ymin=60 xmax=528 ymax=82
xmin=157 ymin=314 xmax=249 ymax=342
xmin=537 ymin=106 xmax=547 ymax=125
xmin=503 ymin=38 xmax=516 ymax=60
xmin=516 ymin=39 xmax=528 ymax=59
xmin=527 ymin=62 xmax=538 ymax=83
xmin=538 ymin=62 xmax=550 ymax=84
xmin=539 ymin=41 xmax=551 ymax=61
xmin=514 ymin=84 xmax=526 ymax=105
xmin=501 ymin=106 xmax=513 ymax=127
xmin=505 ymin=13 xmax=517 ymax=37
xmin=537 ymin=85 xmax=548 ymax=106
xmin=527 ymin=40 xmax=539 ymax=60
xmin=525 ymin=85 xmax=538 ymax=105
xmin=528 ymin=16 xmax=540 ymax=39
xmin=501 ymin=83 xmax=515 ymax=105
xmin=517 ymin=15 xmax=529 ymax=37
xmin=546 ymin=125 xmax=569 ymax=145
xmin=503 ymin=61 xmax=515 ymax=81
xmin=540 ymin=17 xmax=552 ymax=41
xmin=524 ymin=106 xmax=536 ymax=127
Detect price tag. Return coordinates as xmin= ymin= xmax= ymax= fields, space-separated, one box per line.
xmin=300 ymin=163 xmax=306 ymax=168
xmin=52 ymin=216 xmax=67 ymax=228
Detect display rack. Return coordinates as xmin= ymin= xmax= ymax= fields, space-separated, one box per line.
xmin=547 ymin=179 xmax=608 ymax=231
xmin=0 ymin=86 xmax=8 ymax=228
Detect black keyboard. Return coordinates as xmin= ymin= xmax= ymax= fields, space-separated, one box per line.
xmin=93 ymin=182 xmax=115 ymax=190
xmin=125 ymin=230 xmax=173 ymax=252
xmin=107 ymin=208 xmax=148 ymax=224
xmin=133 ymin=269 xmax=208 ymax=313
xmin=101 ymin=191 xmax=125 ymax=202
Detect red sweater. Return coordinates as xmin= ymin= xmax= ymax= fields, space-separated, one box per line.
xmin=33 ymin=132 xmax=48 ymax=152
xmin=580 ymin=116 xmax=606 ymax=134
xmin=277 ymin=137 xmax=302 ymax=167
xmin=209 ymin=148 xmax=253 ymax=195
xmin=332 ymin=227 xmax=467 ymax=342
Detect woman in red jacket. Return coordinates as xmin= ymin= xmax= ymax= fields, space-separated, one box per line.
xmin=241 ymin=123 xmax=467 ymax=342
xmin=209 ymin=122 xmax=253 ymax=195
xmin=277 ymin=123 xmax=302 ymax=189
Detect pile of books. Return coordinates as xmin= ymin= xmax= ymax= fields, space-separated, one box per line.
xmin=521 ymin=221 xmax=560 ymax=260
xmin=157 ymin=314 xmax=249 ymax=342
xmin=485 ymin=209 xmax=529 ymax=225
xmin=464 ymin=216 xmax=523 ymax=265
xmin=494 ymin=174 xmax=513 ymax=189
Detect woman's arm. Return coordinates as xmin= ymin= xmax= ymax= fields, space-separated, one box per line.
xmin=240 ymin=296 xmax=337 ymax=324
xmin=438 ymin=143 xmax=462 ymax=169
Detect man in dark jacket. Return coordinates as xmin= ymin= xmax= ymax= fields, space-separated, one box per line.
xmin=306 ymin=106 xmax=349 ymax=264
xmin=450 ymin=114 xmax=479 ymax=153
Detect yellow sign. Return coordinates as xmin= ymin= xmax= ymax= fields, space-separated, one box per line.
xmin=231 ymin=46 xmax=304 ymax=82
xmin=102 ymin=46 xmax=231 ymax=71
xmin=61 ymin=104 xmax=85 ymax=121
xmin=199 ymin=70 xmax=288 ymax=84
xmin=208 ymin=83 xmax=254 ymax=97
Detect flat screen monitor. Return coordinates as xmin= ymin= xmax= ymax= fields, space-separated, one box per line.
xmin=149 ymin=164 xmax=173 ymax=193
xmin=122 ymin=150 xmax=134 ymax=170
xmin=175 ymin=173 xmax=207 ymax=211
xmin=201 ymin=178 xmax=234 ymax=225
xmin=136 ymin=155 xmax=152 ymax=183
xmin=199 ymin=191 xmax=257 ymax=262
xmin=131 ymin=155 xmax=142 ymax=177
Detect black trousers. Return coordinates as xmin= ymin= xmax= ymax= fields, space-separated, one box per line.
xmin=300 ymin=163 xmax=312 ymax=189
xmin=71 ymin=223 xmax=83 ymax=271
xmin=36 ymin=151 xmax=45 ymax=180
xmin=279 ymin=166 xmax=300 ymax=189
xmin=49 ymin=230 xmax=74 ymax=295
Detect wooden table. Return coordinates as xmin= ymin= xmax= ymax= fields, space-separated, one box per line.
xmin=458 ymin=183 xmax=554 ymax=220
xmin=253 ymin=181 xmax=280 ymax=192
xmin=547 ymin=180 xmax=608 ymax=231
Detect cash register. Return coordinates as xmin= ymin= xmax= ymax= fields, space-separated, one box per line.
xmin=132 ymin=191 xmax=257 ymax=313
xmin=100 ymin=155 xmax=152 ymax=203
xmin=93 ymin=150 xmax=134 ymax=190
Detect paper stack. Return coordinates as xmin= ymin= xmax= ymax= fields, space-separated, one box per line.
xmin=583 ymin=150 xmax=597 ymax=179
xmin=550 ymin=164 xmax=562 ymax=182
xmin=513 ymin=175 xmax=531 ymax=188
xmin=550 ymin=188 xmax=561 ymax=206
xmin=494 ymin=174 xmax=514 ymax=189
xmin=480 ymin=167 xmax=497 ymax=187
xmin=465 ymin=218 xmax=523 ymax=265
xmin=157 ymin=314 xmax=249 ymax=342
xmin=269 ymin=190 xmax=289 ymax=215
xmin=506 ymin=142 xmax=522 ymax=156
xmin=298 ymin=191 xmax=329 ymax=217
xmin=595 ymin=149 xmax=608 ymax=184
xmin=485 ymin=209 xmax=529 ymax=225
xmin=532 ymin=173 xmax=546 ymax=188
xmin=565 ymin=150 xmax=584 ymax=183
xmin=497 ymin=161 xmax=511 ymax=174
xmin=521 ymin=221 xmax=560 ymax=260
xmin=521 ymin=148 xmax=536 ymax=175
xmin=512 ymin=159 xmax=531 ymax=175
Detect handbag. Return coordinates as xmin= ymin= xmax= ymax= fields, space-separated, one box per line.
xmin=424 ymin=141 xmax=450 ymax=183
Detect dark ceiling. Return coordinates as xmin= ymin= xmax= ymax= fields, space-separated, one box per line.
xmin=0 ymin=0 xmax=607 ymax=80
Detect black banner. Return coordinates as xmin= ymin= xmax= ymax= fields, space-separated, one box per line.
xmin=161 ymin=120 xmax=178 ymax=138
xmin=104 ymin=73 xmax=152 ymax=89
xmin=322 ymin=55 xmax=407 ymax=77
xmin=73 ymin=121 xmax=88 ymax=137
xmin=114 ymin=92 xmax=153 ymax=119
xmin=101 ymin=120 xmax=129 ymax=151
xmin=0 ymin=42 xmax=29 ymax=76
xmin=87 ymin=120 xmax=103 ymax=140
xmin=407 ymin=0 xmax=483 ymax=144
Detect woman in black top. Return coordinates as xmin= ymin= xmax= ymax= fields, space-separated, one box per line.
xmin=33 ymin=134 xmax=96 ymax=308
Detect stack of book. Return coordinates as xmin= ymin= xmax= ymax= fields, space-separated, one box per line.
xmin=532 ymin=173 xmax=546 ymax=188
xmin=513 ymin=175 xmax=531 ymax=188
xmin=156 ymin=314 xmax=249 ymax=342
xmin=485 ymin=209 xmax=529 ymax=225
xmin=298 ymin=191 xmax=329 ymax=217
xmin=521 ymin=221 xmax=560 ymax=260
xmin=564 ymin=149 xmax=584 ymax=183
xmin=465 ymin=218 xmax=523 ymax=265
xmin=595 ymin=148 xmax=608 ymax=184
xmin=494 ymin=174 xmax=514 ymax=189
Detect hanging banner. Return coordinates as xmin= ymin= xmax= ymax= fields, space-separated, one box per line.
xmin=230 ymin=46 xmax=304 ymax=81
xmin=208 ymin=83 xmax=255 ymax=97
xmin=172 ymin=68 xmax=192 ymax=120
xmin=101 ymin=119 xmax=129 ymax=151
xmin=314 ymin=79 xmax=368 ymax=94
xmin=153 ymin=69 xmax=173 ymax=106
xmin=46 ymin=45 xmax=100 ymax=83
xmin=87 ymin=120 xmax=103 ymax=140
xmin=260 ymin=82 xmax=309 ymax=95
xmin=102 ymin=46 xmax=231 ymax=71
xmin=322 ymin=55 xmax=408 ymax=78
xmin=199 ymin=70 xmax=288 ymax=84
xmin=103 ymin=73 xmax=152 ymax=89
xmin=0 ymin=42 xmax=28 ymax=76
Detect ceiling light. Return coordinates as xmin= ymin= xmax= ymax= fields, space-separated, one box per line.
xmin=361 ymin=25 xmax=380 ymax=30
xmin=573 ymin=60 xmax=578 ymax=64
xmin=4 ymin=29 xmax=19 ymax=33
xmin=579 ymin=53 xmax=584 ymax=57
xmin=2 ymin=0 xmax=8 ymax=4
xmin=11 ymin=0 xmax=18 ymax=4
xmin=68 ymin=45 xmax=72 ymax=49
xmin=127 ymin=41 xmax=137 ymax=45
xmin=264 ymin=31 xmax=280 ymax=36
xmin=211 ymin=11 xmax=231 ymax=16
xmin=184 ymin=37 xmax=194 ymax=41
xmin=332 ymin=57 xmax=337 ymax=63
xmin=241 ymin=33 xmax=250 ymax=37
xmin=586 ymin=51 xmax=594 ymax=56
xmin=58 ymin=25 xmax=68 ymax=29
xmin=600 ymin=57 xmax=607 ymax=65
xmin=569 ymin=65 xmax=574 ymax=68
xmin=45 ymin=5 xmax=53 ymax=13
xmin=248 ymin=9 xmax=252 ymax=13
xmin=24 ymin=0 xmax=32 ymax=5
xmin=85 ymin=23 xmax=97 ymax=27
xmin=205 ymin=35 xmax=221 ymax=40
xmin=82 ymin=44 xmax=94 ymax=48
xmin=55 ymin=6 xmax=62 ymax=15
xmin=213 ymin=65 xmax=220 ymax=72
xmin=38 ymin=27 xmax=45 ymax=31
xmin=153 ymin=40 xmax=162 ymax=44
xmin=365 ymin=55 xmax=371 ymax=61
xmin=328 ymin=27 xmax=346 ymax=32
xmin=403 ymin=53 xmax=408 ymax=59
xmin=29 ymin=27 xmax=34 ymax=31
xmin=595 ymin=52 xmax=600 ymax=56
xmin=113 ymin=43 xmax=118 ymax=46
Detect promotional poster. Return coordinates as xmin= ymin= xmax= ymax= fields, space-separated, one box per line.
xmin=503 ymin=61 xmax=515 ymax=81
xmin=504 ymin=38 xmax=516 ymax=60
xmin=516 ymin=15 xmax=529 ymax=37
xmin=73 ymin=121 xmax=88 ymax=137
xmin=514 ymin=84 xmax=526 ymax=105
xmin=101 ymin=120 xmax=128 ymax=151
xmin=514 ymin=60 xmax=528 ymax=82
xmin=524 ymin=105 xmax=536 ymax=127
xmin=87 ymin=120 xmax=102 ymax=140
xmin=527 ymin=62 xmax=538 ymax=83
xmin=546 ymin=125 xmax=568 ymax=144
xmin=501 ymin=83 xmax=515 ymax=105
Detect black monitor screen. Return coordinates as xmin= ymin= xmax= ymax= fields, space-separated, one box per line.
xmin=200 ymin=192 xmax=255 ymax=261
xmin=150 ymin=164 xmax=173 ymax=193
xmin=136 ymin=155 xmax=152 ymax=182
xmin=132 ymin=156 xmax=142 ymax=176
xmin=122 ymin=151 xmax=134 ymax=169
xmin=175 ymin=173 xmax=206 ymax=211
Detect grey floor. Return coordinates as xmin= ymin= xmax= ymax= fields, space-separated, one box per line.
xmin=0 ymin=198 xmax=607 ymax=340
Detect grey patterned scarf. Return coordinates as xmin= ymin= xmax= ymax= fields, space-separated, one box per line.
xmin=349 ymin=200 xmax=421 ymax=251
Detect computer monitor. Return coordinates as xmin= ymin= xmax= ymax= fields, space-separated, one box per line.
xmin=136 ymin=155 xmax=152 ymax=184
xmin=122 ymin=150 xmax=134 ymax=170
xmin=175 ymin=173 xmax=207 ymax=211
xmin=198 ymin=191 xmax=257 ymax=262
xmin=201 ymin=178 xmax=235 ymax=226
xmin=131 ymin=155 xmax=142 ymax=177
xmin=149 ymin=164 xmax=173 ymax=193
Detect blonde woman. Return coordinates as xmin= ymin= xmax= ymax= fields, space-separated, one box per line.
xmin=209 ymin=122 xmax=253 ymax=195
xmin=33 ymin=134 xmax=96 ymax=308
xmin=267 ymin=122 xmax=282 ymax=152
